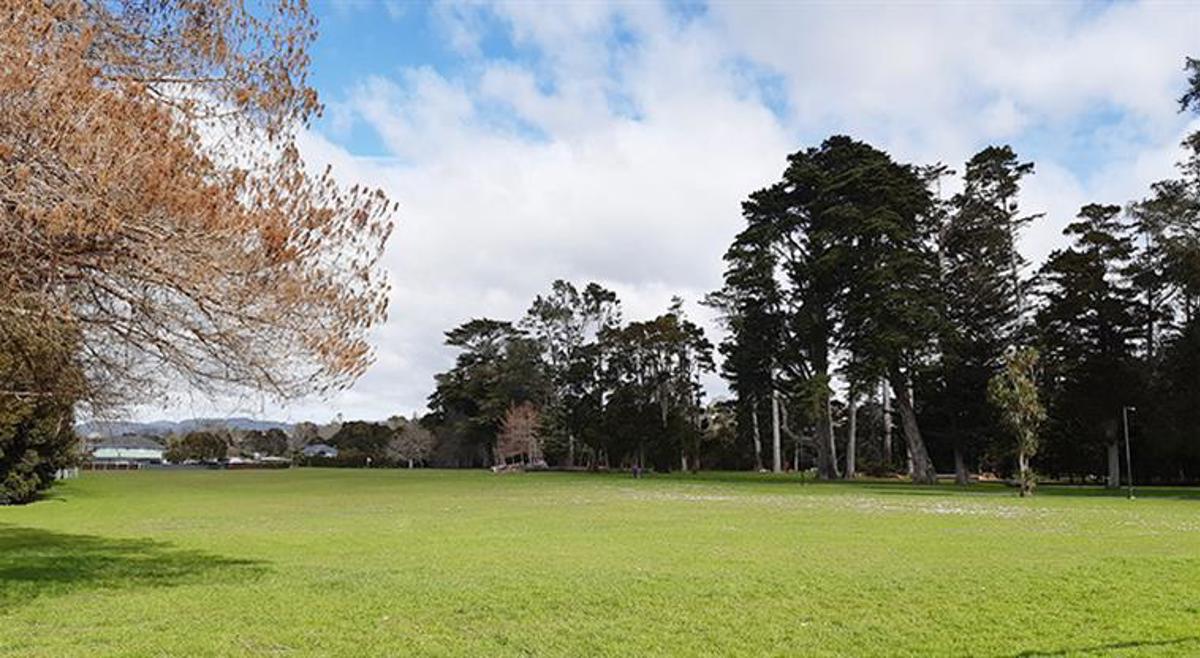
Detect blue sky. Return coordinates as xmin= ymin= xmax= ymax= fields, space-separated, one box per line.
xmin=140 ymin=0 xmax=1200 ymax=423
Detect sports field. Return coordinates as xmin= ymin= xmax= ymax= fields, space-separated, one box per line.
xmin=2 ymin=469 xmax=1198 ymax=656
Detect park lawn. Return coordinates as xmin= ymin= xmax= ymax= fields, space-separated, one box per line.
xmin=1 ymin=470 xmax=1199 ymax=657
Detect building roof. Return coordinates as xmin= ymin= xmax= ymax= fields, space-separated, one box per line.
xmin=88 ymin=434 xmax=165 ymax=451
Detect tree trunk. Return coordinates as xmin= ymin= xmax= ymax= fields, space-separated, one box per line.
xmin=771 ymin=388 xmax=782 ymax=473
xmin=815 ymin=397 xmax=837 ymax=479
xmin=845 ymin=393 xmax=857 ymax=479
xmin=1018 ymin=451 xmax=1031 ymax=497
xmin=1107 ymin=442 xmax=1120 ymax=489
xmin=881 ymin=380 xmax=893 ymax=470
xmin=407 ymin=458 xmax=413 ymax=469
xmin=751 ymin=404 xmax=764 ymax=471
xmin=828 ymin=396 xmax=840 ymax=477
xmin=953 ymin=447 xmax=969 ymax=486
xmin=811 ymin=346 xmax=837 ymax=479
xmin=951 ymin=409 xmax=968 ymax=485
xmin=779 ymin=404 xmax=807 ymax=474
xmin=889 ymin=369 xmax=936 ymax=484
xmin=905 ymin=379 xmax=915 ymax=477
xmin=567 ymin=433 xmax=576 ymax=469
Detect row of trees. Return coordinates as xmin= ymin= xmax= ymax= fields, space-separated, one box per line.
xmin=427 ymin=58 xmax=1200 ymax=486
xmin=710 ymin=57 xmax=1200 ymax=485
xmin=302 ymin=417 xmax=436 ymax=467
xmin=427 ymin=283 xmax=720 ymax=471
xmin=163 ymin=417 xmax=437 ymax=468
xmin=162 ymin=427 xmax=292 ymax=463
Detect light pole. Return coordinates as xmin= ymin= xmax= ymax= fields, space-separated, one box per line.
xmin=1122 ymin=406 xmax=1135 ymax=500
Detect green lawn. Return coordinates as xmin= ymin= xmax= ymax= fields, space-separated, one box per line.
xmin=2 ymin=470 xmax=1199 ymax=657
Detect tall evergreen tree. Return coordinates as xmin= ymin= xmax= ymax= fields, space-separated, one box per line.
xmin=428 ymin=319 xmax=550 ymax=466
xmin=713 ymin=136 xmax=942 ymax=482
xmin=1036 ymin=204 xmax=1142 ymax=483
xmin=601 ymin=300 xmax=713 ymax=471
xmin=827 ymin=137 xmax=942 ymax=484
xmin=711 ymin=168 xmax=836 ymax=477
xmin=522 ymin=281 xmax=622 ymax=466
xmin=705 ymin=221 xmax=782 ymax=471
xmin=767 ymin=151 xmax=841 ymax=480
xmin=1126 ymin=61 xmax=1200 ymax=480
xmin=936 ymin=146 xmax=1038 ymax=484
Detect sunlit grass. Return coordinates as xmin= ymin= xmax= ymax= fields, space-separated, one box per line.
xmin=2 ymin=469 xmax=1198 ymax=656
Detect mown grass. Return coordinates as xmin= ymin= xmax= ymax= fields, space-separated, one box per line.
xmin=2 ymin=469 xmax=1198 ymax=657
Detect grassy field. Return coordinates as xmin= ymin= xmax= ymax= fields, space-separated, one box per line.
xmin=2 ymin=470 xmax=1199 ymax=657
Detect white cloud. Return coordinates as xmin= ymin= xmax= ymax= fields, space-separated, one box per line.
xmin=132 ymin=1 xmax=1200 ymax=422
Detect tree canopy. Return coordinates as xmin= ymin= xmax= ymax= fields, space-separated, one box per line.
xmin=1 ymin=1 xmax=395 ymax=409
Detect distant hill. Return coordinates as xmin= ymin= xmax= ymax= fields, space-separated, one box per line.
xmin=77 ymin=417 xmax=295 ymax=438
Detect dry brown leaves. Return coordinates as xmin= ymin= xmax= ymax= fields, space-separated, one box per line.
xmin=0 ymin=1 xmax=396 ymax=409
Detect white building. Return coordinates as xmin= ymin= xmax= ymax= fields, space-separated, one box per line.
xmin=87 ymin=435 xmax=165 ymax=464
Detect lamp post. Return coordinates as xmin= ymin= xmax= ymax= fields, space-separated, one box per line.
xmin=1122 ymin=406 xmax=1135 ymax=500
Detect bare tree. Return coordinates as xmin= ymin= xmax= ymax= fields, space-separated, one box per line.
xmin=496 ymin=403 xmax=542 ymax=466
xmin=386 ymin=416 xmax=436 ymax=468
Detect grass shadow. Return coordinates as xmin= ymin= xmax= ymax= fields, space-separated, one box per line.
xmin=1002 ymin=636 xmax=1200 ymax=656
xmin=0 ymin=523 xmax=268 ymax=611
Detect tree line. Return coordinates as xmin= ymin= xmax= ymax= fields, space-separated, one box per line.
xmin=427 ymin=57 xmax=1200 ymax=487
xmin=709 ymin=56 xmax=1200 ymax=486
xmin=426 ymin=283 xmax=720 ymax=471
xmin=161 ymin=417 xmax=436 ymax=468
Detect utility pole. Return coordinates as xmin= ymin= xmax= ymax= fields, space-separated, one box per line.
xmin=1123 ymin=406 xmax=1136 ymax=500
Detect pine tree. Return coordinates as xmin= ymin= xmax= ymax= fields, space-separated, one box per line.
xmin=705 ymin=220 xmax=782 ymax=471
xmin=827 ymin=137 xmax=943 ymax=484
xmin=1036 ymin=204 xmax=1142 ymax=483
xmin=937 ymin=146 xmax=1038 ymax=484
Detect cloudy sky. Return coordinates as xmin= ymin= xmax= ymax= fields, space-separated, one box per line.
xmin=139 ymin=0 xmax=1200 ymax=423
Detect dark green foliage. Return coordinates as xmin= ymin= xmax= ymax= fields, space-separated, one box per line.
xmin=427 ymin=318 xmax=550 ymax=466
xmin=1179 ymin=56 xmax=1200 ymax=114
xmin=709 ymin=136 xmax=944 ymax=480
xmin=757 ymin=147 xmax=843 ymax=479
xmin=1035 ymin=204 xmax=1143 ymax=478
xmin=521 ymin=280 xmax=622 ymax=466
xmin=0 ymin=314 xmax=82 ymax=505
xmin=811 ymin=137 xmax=941 ymax=482
xmin=428 ymin=289 xmax=712 ymax=470
xmin=929 ymin=146 xmax=1038 ymax=480
xmin=241 ymin=428 xmax=289 ymax=457
xmin=424 ymin=57 xmax=1200 ymax=484
xmin=0 ymin=400 xmax=77 ymax=505
xmin=328 ymin=421 xmax=394 ymax=465
xmin=165 ymin=431 xmax=228 ymax=463
xmin=705 ymin=191 xmax=785 ymax=471
xmin=599 ymin=300 xmax=714 ymax=470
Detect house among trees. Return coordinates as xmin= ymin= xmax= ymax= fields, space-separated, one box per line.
xmin=302 ymin=444 xmax=339 ymax=459
xmin=86 ymin=435 xmax=165 ymax=468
